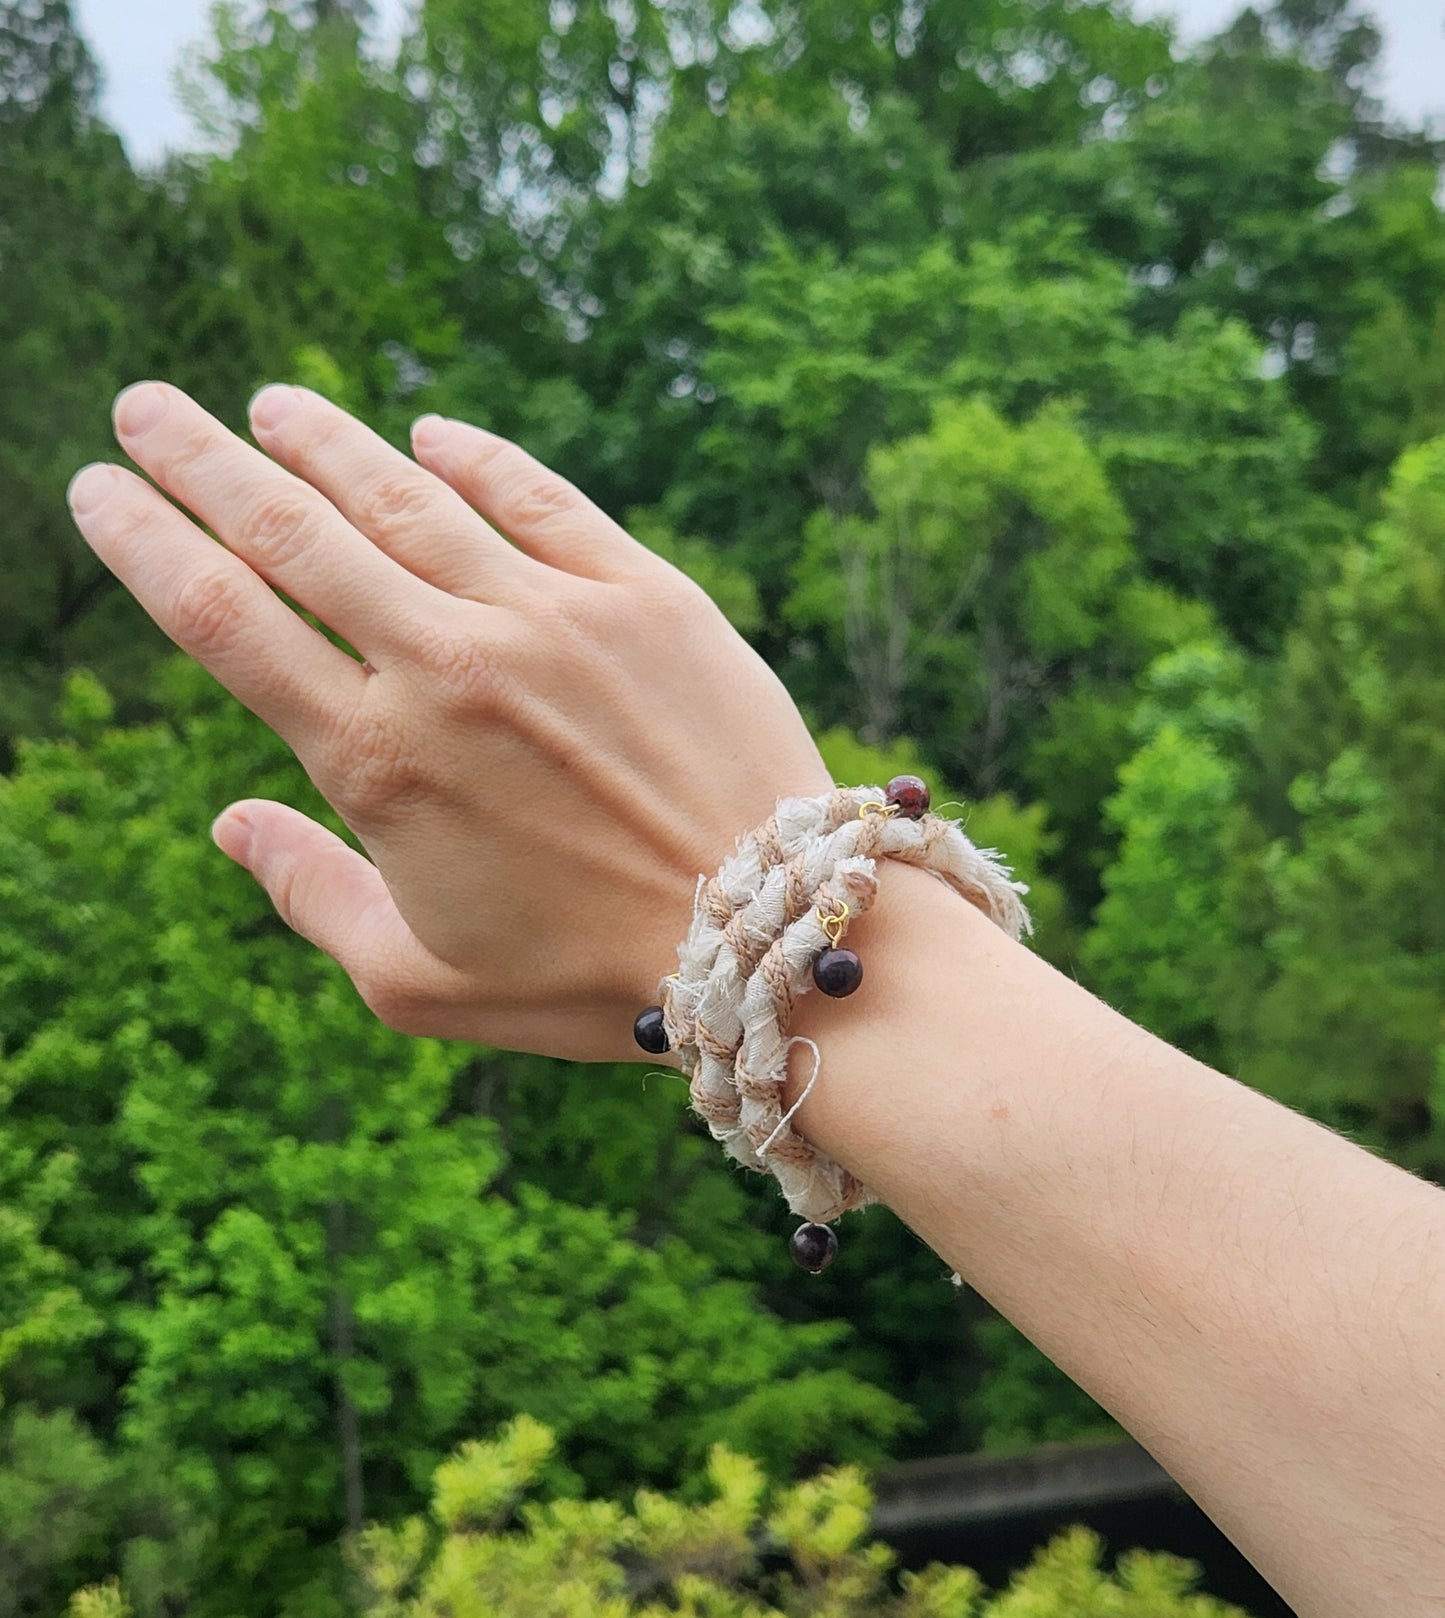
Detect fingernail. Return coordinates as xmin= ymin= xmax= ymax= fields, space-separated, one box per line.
xmin=114 ymin=381 xmax=168 ymax=438
xmin=250 ymin=384 xmax=298 ymax=431
xmin=68 ymin=463 xmax=118 ymax=518
xmin=211 ymin=808 xmax=253 ymax=864
xmin=411 ymin=414 xmax=449 ymax=451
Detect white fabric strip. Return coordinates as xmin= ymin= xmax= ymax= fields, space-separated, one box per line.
xmin=660 ymin=786 xmax=1033 ymax=1224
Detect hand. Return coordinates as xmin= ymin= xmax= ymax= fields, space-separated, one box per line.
xmin=67 ymin=383 xmax=830 ymax=1062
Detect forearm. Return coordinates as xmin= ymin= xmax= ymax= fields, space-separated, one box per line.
xmin=789 ymin=861 xmax=1445 ymax=1617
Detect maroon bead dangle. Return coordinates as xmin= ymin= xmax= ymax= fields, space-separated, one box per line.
xmin=813 ymin=903 xmax=863 ymax=998
xmin=813 ymin=947 xmax=863 ymax=997
xmin=884 ymin=774 xmax=930 ymax=819
xmin=790 ymin=1222 xmax=838 ymax=1273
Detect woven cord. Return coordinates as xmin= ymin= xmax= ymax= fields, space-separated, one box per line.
xmin=660 ymin=786 xmax=1033 ymax=1224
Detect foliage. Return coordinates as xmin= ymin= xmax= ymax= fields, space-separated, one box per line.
xmin=967 ymin=1318 xmax=1120 ymax=1455
xmin=1 ymin=0 xmax=1443 ymax=1608
xmin=0 ymin=665 xmax=905 ymax=1615
xmin=1089 ymin=435 xmax=1445 ymax=1180
xmin=1084 ymin=641 xmax=1261 ymax=1066
xmin=0 ymin=1408 xmax=117 ymax=1618
xmin=335 ymin=1417 xmax=1247 ymax=1617
xmin=0 ymin=0 xmax=175 ymax=745
xmin=1238 ymin=436 xmax=1445 ymax=1176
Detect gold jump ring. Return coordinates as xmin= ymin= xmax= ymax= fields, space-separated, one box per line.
xmin=820 ymin=902 xmax=850 ymax=946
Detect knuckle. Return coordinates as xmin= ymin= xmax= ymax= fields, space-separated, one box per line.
xmin=241 ymin=487 xmax=321 ymax=571
xmin=266 ymin=856 xmax=305 ymax=933
xmin=541 ymin=579 xmax=610 ymax=645
xmin=160 ymin=424 xmax=215 ymax=484
xmin=493 ymin=454 xmax=579 ymax=530
xmin=330 ymin=702 xmax=421 ymax=810
xmin=102 ymin=487 xmax=157 ymax=549
xmin=353 ymin=471 xmax=434 ymax=536
xmin=668 ymin=572 xmax=725 ymax=629
xmin=632 ymin=567 xmax=719 ymax=638
xmin=170 ymin=567 xmax=245 ymax=654
xmin=412 ymin=621 xmax=513 ymax=715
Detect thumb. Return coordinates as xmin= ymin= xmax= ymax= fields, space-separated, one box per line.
xmin=210 ymin=798 xmax=461 ymax=1032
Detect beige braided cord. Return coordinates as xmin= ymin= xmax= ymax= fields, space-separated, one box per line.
xmin=661 ymin=786 xmax=1032 ymax=1225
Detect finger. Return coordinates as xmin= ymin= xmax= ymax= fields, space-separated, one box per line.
xmin=410 ymin=416 xmax=656 ymax=584
xmin=112 ymin=381 xmax=452 ymax=656
xmin=248 ymin=386 xmax=545 ymax=603
xmin=68 ymin=462 xmax=366 ymax=741
xmin=211 ymin=799 xmax=469 ymax=1033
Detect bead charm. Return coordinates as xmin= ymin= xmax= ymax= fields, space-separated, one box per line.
xmin=812 ymin=947 xmax=863 ymax=997
xmin=812 ymin=902 xmax=862 ymax=998
xmin=884 ymin=774 xmax=930 ymax=819
xmin=633 ymin=1004 xmax=670 ymax=1054
xmin=790 ymin=1222 xmax=839 ymax=1273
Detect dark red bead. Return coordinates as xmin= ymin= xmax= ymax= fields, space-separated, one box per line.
xmin=812 ymin=947 xmax=863 ymax=998
xmin=790 ymin=1223 xmax=838 ymax=1273
xmin=633 ymin=1005 xmax=670 ymax=1054
xmin=885 ymin=774 xmax=930 ymax=819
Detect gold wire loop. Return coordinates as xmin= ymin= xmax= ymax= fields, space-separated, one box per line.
xmin=819 ymin=902 xmax=850 ymax=946
xmin=859 ymin=800 xmax=900 ymax=820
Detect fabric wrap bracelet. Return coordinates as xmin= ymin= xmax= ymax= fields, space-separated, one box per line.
xmin=634 ymin=778 xmax=1033 ymax=1272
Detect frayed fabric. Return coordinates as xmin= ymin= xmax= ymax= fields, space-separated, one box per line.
xmin=659 ymin=786 xmax=1032 ymax=1225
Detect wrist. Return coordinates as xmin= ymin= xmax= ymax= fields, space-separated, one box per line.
xmin=781 ymin=857 xmax=1128 ymax=1243
xmin=782 ymin=860 xmax=1001 ymax=1176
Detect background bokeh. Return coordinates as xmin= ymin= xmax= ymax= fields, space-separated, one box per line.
xmin=1 ymin=1 xmax=1442 ymax=1613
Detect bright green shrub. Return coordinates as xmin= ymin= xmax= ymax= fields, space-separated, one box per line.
xmin=331 ymin=1418 xmax=1247 ymax=1618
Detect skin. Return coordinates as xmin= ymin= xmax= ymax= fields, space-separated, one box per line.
xmin=69 ymin=382 xmax=1445 ymax=1615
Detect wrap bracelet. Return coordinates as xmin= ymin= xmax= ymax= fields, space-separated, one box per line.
xmin=632 ymin=776 xmax=1032 ymax=1274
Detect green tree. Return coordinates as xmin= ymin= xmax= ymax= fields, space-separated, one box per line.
xmin=0 ymin=0 xmax=174 ymax=746
xmin=788 ymin=396 xmax=1133 ymax=771
xmin=1083 ymin=641 xmax=1262 ymax=1068
xmin=962 ymin=0 xmax=1442 ymax=498
xmin=0 ymin=665 xmax=906 ymax=1616
xmin=1338 ymin=166 xmax=1445 ymax=469
xmin=1085 ymin=438 xmax=1445 ymax=1180
xmin=1240 ymin=436 xmax=1445 ymax=1178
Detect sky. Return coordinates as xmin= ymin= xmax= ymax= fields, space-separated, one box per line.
xmin=74 ymin=0 xmax=1445 ymax=168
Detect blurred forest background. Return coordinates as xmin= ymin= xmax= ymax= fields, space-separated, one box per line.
xmin=2 ymin=0 xmax=1444 ymax=1611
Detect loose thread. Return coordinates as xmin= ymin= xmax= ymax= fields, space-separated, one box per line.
xmin=757 ymin=1035 xmax=822 ymax=1158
